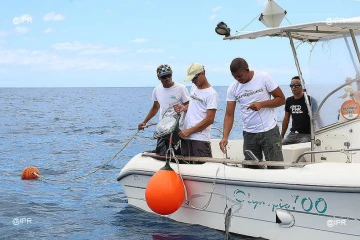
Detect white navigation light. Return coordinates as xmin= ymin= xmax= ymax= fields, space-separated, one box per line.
xmin=259 ymin=0 xmax=287 ymax=28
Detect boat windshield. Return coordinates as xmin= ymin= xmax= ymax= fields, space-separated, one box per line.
xmin=300 ymin=31 xmax=360 ymax=130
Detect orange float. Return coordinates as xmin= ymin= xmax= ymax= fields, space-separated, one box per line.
xmin=145 ymin=162 xmax=185 ymax=215
xmin=21 ymin=166 xmax=40 ymax=180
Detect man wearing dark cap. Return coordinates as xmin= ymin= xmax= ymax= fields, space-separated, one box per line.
xmin=138 ymin=64 xmax=190 ymax=154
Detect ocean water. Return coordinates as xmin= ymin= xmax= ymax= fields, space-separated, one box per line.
xmin=0 ymin=86 xmax=295 ymax=240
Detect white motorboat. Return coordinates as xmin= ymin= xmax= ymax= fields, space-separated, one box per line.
xmin=117 ymin=6 xmax=360 ymax=240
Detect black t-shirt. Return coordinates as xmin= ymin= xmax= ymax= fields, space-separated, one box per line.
xmin=285 ymin=94 xmax=311 ymax=134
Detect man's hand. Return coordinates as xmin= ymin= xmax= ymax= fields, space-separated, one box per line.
xmin=178 ymin=129 xmax=192 ymax=138
xmin=247 ymin=102 xmax=263 ymax=111
xmin=173 ymin=104 xmax=186 ymax=113
xmin=219 ymin=138 xmax=228 ymax=154
xmin=138 ymin=122 xmax=147 ymax=130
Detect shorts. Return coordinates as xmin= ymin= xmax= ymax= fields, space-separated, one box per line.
xmin=155 ymin=134 xmax=181 ymax=155
xmin=243 ymin=125 xmax=284 ymax=169
xmin=282 ymin=132 xmax=311 ymax=145
xmin=181 ymin=139 xmax=212 ymax=158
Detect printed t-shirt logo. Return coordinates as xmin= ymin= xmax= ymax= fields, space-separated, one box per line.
xmin=290 ymin=105 xmax=303 ymax=114
xmin=235 ymin=88 xmax=264 ymax=101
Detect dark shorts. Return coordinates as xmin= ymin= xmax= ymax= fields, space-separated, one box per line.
xmin=243 ymin=125 xmax=284 ymax=169
xmin=282 ymin=132 xmax=311 ymax=145
xmin=155 ymin=134 xmax=181 ymax=155
xmin=181 ymin=139 xmax=212 ymax=158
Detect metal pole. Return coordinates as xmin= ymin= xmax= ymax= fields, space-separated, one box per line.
xmin=350 ymin=29 xmax=360 ymax=66
xmin=286 ymin=31 xmax=315 ymax=162
xmin=344 ymin=35 xmax=360 ymax=77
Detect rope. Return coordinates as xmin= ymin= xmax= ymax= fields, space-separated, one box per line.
xmin=34 ymin=129 xmax=141 ymax=182
xmin=167 ymin=147 xmax=220 ymax=211
xmin=285 ymin=16 xmax=292 ymax=25
xmin=235 ymin=14 xmax=261 ymax=35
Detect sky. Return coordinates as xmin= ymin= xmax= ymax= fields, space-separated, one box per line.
xmin=0 ymin=0 xmax=359 ymax=87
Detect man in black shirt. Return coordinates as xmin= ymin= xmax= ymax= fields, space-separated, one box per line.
xmin=281 ymin=76 xmax=318 ymax=145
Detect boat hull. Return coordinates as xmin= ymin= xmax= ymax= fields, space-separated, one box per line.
xmin=118 ymin=154 xmax=360 ymax=240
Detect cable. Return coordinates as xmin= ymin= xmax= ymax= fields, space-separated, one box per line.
xmin=34 ymin=129 xmax=140 ymax=182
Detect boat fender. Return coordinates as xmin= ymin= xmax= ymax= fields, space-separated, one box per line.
xmin=145 ymin=162 xmax=185 ymax=215
xmin=275 ymin=209 xmax=295 ymax=227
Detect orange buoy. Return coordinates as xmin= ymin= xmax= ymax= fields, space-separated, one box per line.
xmin=21 ymin=166 xmax=40 ymax=180
xmin=145 ymin=162 xmax=185 ymax=215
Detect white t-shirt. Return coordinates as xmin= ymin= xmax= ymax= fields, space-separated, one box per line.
xmin=184 ymin=85 xmax=218 ymax=141
xmin=226 ymin=71 xmax=278 ymax=133
xmin=152 ymin=82 xmax=190 ymax=120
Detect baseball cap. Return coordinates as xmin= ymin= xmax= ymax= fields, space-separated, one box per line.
xmin=184 ymin=63 xmax=204 ymax=82
xmin=157 ymin=64 xmax=172 ymax=77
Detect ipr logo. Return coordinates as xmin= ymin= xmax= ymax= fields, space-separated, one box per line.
xmin=327 ymin=219 xmax=346 ymax=227
xmin=12 ymin=218 xmax=32 ymax=225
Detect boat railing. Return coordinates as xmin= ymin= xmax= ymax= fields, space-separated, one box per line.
xmin=314 ymin=77 xmax=360 ymax=121
xmin=293 ymin=147 xmax=360 ymax=163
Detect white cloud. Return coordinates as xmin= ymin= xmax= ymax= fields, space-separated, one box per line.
xmin=209 ymin=14 xmax=217 ymax=20
xmin=106 ymin=9 xmax=112 ymax=14
xmin=210 ymin=6 xmax=222 ymax=20
xmin=14 ymin=26 xmax=30 ymax=34
xmin=136 ymin=49 xmax=164 ymax=53
xmin=169 ymin=56 xmax=175 ymax=59
xmin=0 ymin=48 xmax=130 ymax=71
xmin=131 ymin=38 xmax=148 ymax=43
xmin=79 ymin=47 xmax=128 ymax=55
xmin=52 ymin=41 xmax=128 ymax=55
xmin=52 ymin=41 xmax=102 ymax=51
xmin=43 ymin=12 xmax=65 ymax=21
xmin=213 ymin=6 xmax=222 ymax=12
xmin=44 ymin=28 xmax=55 ymax=33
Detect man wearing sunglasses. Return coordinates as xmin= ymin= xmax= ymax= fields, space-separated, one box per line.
xmin=173 ymin=63 xmax=218 ymax=157
xmin=138 ymin=64 xmax=190 ymax=154
xmin=219 ymin=57 xmax=285 ymax=169
xmin=281 ymin=76 xmax=318 ymax=145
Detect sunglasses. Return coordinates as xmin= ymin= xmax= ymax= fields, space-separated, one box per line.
xmin=192 ymin=73 xmax=201 ymax=83
xmin=290 ymin=84 xmax=301 ymax=88
xmin=160 ymin=74 xmax=172 ymax=80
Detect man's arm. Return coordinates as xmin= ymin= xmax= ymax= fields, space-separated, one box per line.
xmin=219 ymin=101 xmax=236 ymax=153
xmin=138 ymin=101 xmax=160 ymax=130
xmin=281 ymin=111 xmax=290 ymax=139
xmin=247 ymin=87 xmax=286 ymax=111
xmin=178 ymin=109 xmax=216 ymax=138
xmin=310 ymin=97 xmax=324 ymax=129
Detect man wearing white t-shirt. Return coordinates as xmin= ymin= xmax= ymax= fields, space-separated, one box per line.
xmin=174 ymin=63 xmax=218 ymax=157
xmin=138 ymin=64 xmax=190 ymax=154
xmin=219 ymin=58 xmax=285 ymax=168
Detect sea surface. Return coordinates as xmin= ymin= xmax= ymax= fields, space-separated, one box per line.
xmin=0 ymin=86 xmax=331 ymax=240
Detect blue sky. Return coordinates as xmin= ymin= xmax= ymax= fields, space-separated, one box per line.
xmin=0 ymin=0 xmax=359 ymax=87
